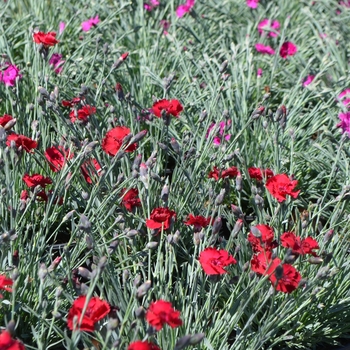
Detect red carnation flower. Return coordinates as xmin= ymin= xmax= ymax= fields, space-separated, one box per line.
xmin=0 ymin=114 xmax=13 ymax=127
xmin=266 ymin=174 xmax=300 ymax=202
xmin=248 ymin=167 xmax=274 ymax=181
xmin=248 ymin=224 xmax=278 ymax=252
xmin=6 ymin=134 xmax=37 ymax=153
xmin=208 ymin=166 xmax=220 ymax=180
xmin=0 ymin=274 xmax=13 ymax=298
xmin=102 ymin=126 xmax=137 ymax=156
xmin=33 ymin=31 xmax=59 ymax=46
xmin=221 ymin=166 xmax=239 ymax=179
xmin=146 ymin=207 xmax=176 ymax=230
xmin=251 ymin=251 xmax=280 ymax=275
xmin=280 ymin=232 xmax=319 ymax=256
xmin=184 ymin=214 xmax=212 ymax=232
xmin=62 ymin=97 xmax=83 ymax=107
xmin=128 ymin=341 xmax=161 ymax=350
xmin=0 ymin=330 xmax=25 ymax=350
xmin=145 ymin=300 xmax=182 ymax=331
xmin=69 ymin=105 xmax=96 ymax=123
xmin=44 ymin=146 xmax=73 ymax=172
xmin=121 ymin=188 xmax=142 ymax=212
xmin=67 ymin=295 xmax=110 ymax=332
xmin=199 ymin=247 xmax=236 ymax=275
xmin=269 ymin=263 xmax=301 ymax=293
xmin=22 ymin=173 xmax=52 ymax=188
xmin=152 ymin=99 xmax=183 ymax=118
xmin=81 ymin=158 xmax=101 ymax=184
xmin=279 ymin=41 xmax=297 ymax=59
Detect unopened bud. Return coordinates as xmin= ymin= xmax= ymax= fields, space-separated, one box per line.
xmin=212 ymin=217 xmax=222 ymax=235
xmin=135 ymin=306 xmax=145 ymax=318
xmin=316 ymin=266 xmax=330 ymax=279
xmin=132 ymin=154 xmax=142 ymax=171
xmin=129 ymin=130 xmax=148 ymax=145
xmin=170 ymin=138 xmax=181 ymax=154
xmin=136 ymin=280 xmax=152 ymax=298
xmin=231 ymin=219 xmax=243 ymax=237
xmin=215 ymin=189 xmax=225 ymax=206
xmin=308 ymin=256 xmax=323 ymax=264
xmin=38 ymin=263 xmax=48 ymax=280
xmin=79 ymin=214 xmax=91 ymax=233
xmin=250 ymin=226 xmax=261 ymax=238
xmin=175 ymin=335 xmax=192 ymax=350
xmin=236 ymin=173 xmax=242 ymax=192
xmin=231 ymin=205 xmax=243 ymax=218
xmin=146 ymin=241 xmax=158 ymax=250
xmin=189 ymin=333 xmax=205 ymax=345
xmin=323 ymin=229 xmax=334 ymax=243
xmin=161 ymin=184 xmax=169 ymax=202
xmin=78 ymin=267 xmax=91 ymax=279
xmin=199 ymin=110 xmax=207 ymax=122
xmin=219 ymin=60 xmax=228 ymax=73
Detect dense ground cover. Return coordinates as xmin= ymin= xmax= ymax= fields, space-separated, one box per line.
xmin=1 ymin=0 xmax=350 ymax=349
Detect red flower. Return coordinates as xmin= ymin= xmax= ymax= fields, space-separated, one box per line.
xmin=269 ymin=263 xmax=301 ymax=293
xmin=248 ymin=167 xmax=274 ymax=181
xmin=280 ymin=232 xmax=319 ymax=256
xmin=199 ymin=247 xmax=236 ymax=275
xmin=0 ymin=275 xmax=13 ymax=298
xmin=128 ymin=341 xmax=161 ymax=350
xmin=221 ymin=166 xmax=239 ymax=179
xmin=81 ymin=159 xmax=101 ymax=184
xmin=69 ymin=105 xmax=96 ymax=123
xmin=152 ymin=99 xmax=183 ymax=118
xmin=102 ymin=126 xmax=137 ymax=156
xmin=62 ymin=97 xmax=82 ymax=107
xmin=6 ymin=134 xmax=37 ymax=153
xmin=67 ymin=295 xmax=110 ymax=332
xmin=145 ymin=300 xmax=182 ymax=331
xmin=208 ymin=166 xmax=220 ymax=180
xmin=251 ymin=251 xmax=280 ymax=275
xmin=22 ymin=173 xmax=52 ymax=188
xmin=247 ymin=224 xmax=278 ymax=252
xmin=0 ymin=330 xmax=25 ymax=350
xmin=33 ymin=31 xmax=59 ymax=46
xmin=146 ymin=207 xmax=176 ymax=230
xmin=45 ymin=146 xmax=73 ymax=172
xmin=266 ymin=174 xmax=300 ymax=202
xmin=0 ymin=114 xmax=13 ymax=127
xmin=279 ymin=41 xmax=297 ymax=59
xmin=184 ymin=214 xmax=212 ymax=231
xmin=121 ymin=188 xmax=142 ymax=212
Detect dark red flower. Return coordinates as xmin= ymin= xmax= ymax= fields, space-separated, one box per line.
xmin=251 ymin=251 xmax=280 ymax=275
xmin=248 ymin=167 xmax=274 ymax=181
xmin=62 ymin=97 xmax=82 ymax=107
xmin=208 ymin=166 xmax=220 ymax=180
xmin=269 ymin=263 xmax=301 ymax=293
xmin=279 ymin=41 xmax=297 ymax=59
xmin=0 ymin=330 xmax=25 ymax=350
xmin=0 ymin=114 xmax=13 ymax=127
xmin=145 ymin=300 xmax=182 ymax=331
xmin=69 ymin=105 xmax=96 ymax=123
xmin=127 ymin=341 xmax=161 ymax=350
xmin=102 ymin=126 xmax=137 ymax=156
xmin=266 ymin=174 xmax=300 ymax=202
xmin=152 ymin=99 xmax=183 ymax=118
xmin=22 ymin=173 xmax=52 ymax=188
xmin=67 ymin=295 xmax=110 ymax=332
xmin=248 ymin=224 xmax=278 ymax=252
xmin=33 ymin=31 xmax=59 ymax=46
xmin=221 ymin=166 xmax=239 ymax=179
xmin=121 ymin=188 xmax=142 ymax=212
xmin=199 ymin=247 xmax=236 ymax=275
xmin=280 ymin=232 xmax=319 ymax=256
xmin=6 ymin=134 xmax=37 ymax=153
xmin=81 ymin=158 xmax=101 ymax=184
xmin=45 ymin=146 xmax=73 ymax=172
xmin=184 ymin=214 xmax=212 ymax=231
xmin=146 ymin=207 xmax=176 ymax=230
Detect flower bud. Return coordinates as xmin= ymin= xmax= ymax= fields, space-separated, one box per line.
xmin=175 ymin=335 xmax=192 ymax=350
xmin=136 ymin=280 xmax=152 ymax=298
xmin=146 ymin=241 xmax=158 ymax=250
xmin=38 ymin=263 xmax=48 ymax=281
xmin=231 ymin=205 xmax=243 ymax=218
xmin=132 ymin=154 xmax=142 ymax=171
xmin=250 ymin=226 xmax=261 ymax=238
xmin=323 ymin=229 xmax=334 ymax=243
xmin=219 ymin=60 xmax=228 ymax=73
xmin=161 ymin=184 xmax=169 ymax=202
xmin=316 ymin=266 xmax=330 ymax=279
xmin=135 ymin=306 xmax=145 ymax=319
xmin=236 ymin=173 xmax=242 ymax=192
xmin=189 ymin=333 xmax=205 ymax=345
xmin=129 ymin=130 xmax=148 ymax=145
xmin=212 ymin=217 xmax=222 ymax=235
xmin=170 ymin=138 xmax=181 ymax=154
xmin=308 ymin=256 xmax=323 ymax=264
xmin=231 ymin=219 xmax=243 ymax=237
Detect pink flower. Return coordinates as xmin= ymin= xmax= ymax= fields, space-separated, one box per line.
xmin=257 ymin=68 xmax=263 ymax=77
xmin=255 ymin=43 xmax=275 ymax=55
xmin=302 ymin=75 xmax=315 ymax=87
xmin=279 ymin=41 xmax=297 ymax=59
xmin=59 ymin=21 xmax=66 ymax=34
xmin=144 ymin=0 xmax=160 ymax=11
xmin=338 ymin=89 xmax=350 ymax=107
xmin=258 ymin=19 xmax=280 ymax=38
xmin=176 ymin=0 xmax=195 ymax=18
xmin=81 ymin=15 xmax=100 ymax=32
xmin=206 ymin=120 xmax=231 ymax=145
xmin=49 ymin=53 xmax=65 ymax=74
xmin=0 ymin=63 xmax=22 ymax=86
xmin=247 ymin=0 xmax=259 ymax=8
xmin=160 ymin=20 xmax=170 ymax=35
xmin=337 ymin=112 xmax=350 ymax=136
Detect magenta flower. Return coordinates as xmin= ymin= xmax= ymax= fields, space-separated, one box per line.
xmin=59 ymin=22 xmax=66 ymax=34
xmin=0 ymin=63 xmax=22 ymax=87
xmin=206 ymin=120 xmax=231 ymax=145
xmin=338 ymin=89 xmax=350 ymax=107
xmin=258 ymin=19 xmax=280 ymax=38
xmin=160 ymin=20 xmax=170 ymax=35
xmin=81 ymin=15 xmax=100 ymax=32
xmin=247 ymin=0 xmax=259 ymax=8
xmin=144 ymin=0 xmax=160 ymax=11
xmin=337 ymin=112 xmax=350 ymax=136
xmin=257 ymin=68 xmax=263 ymax=77
xmin=176 ymin=0 xmax=195 ymax=18
xmin=49 ymin=53 xmax=65 ymax=74
xmin=302 ymin=75 xmax=315 ymax=87
xmin=279 ymin=41 xmax=297 ymax=59
xmin=255 ymin=43 xmax=275 ymax=55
